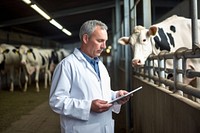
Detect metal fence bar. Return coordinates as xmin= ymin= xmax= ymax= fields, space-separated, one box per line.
xmin=134 ymin=47 xmax=200 ymax=99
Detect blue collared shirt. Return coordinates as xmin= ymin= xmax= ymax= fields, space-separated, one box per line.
xmin=79 ymin=49 xmax=100 ymax=78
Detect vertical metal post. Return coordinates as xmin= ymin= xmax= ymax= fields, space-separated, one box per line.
xmin=124 ymin=0 xmax=131 ymax=132
xmin=191 ymin=0 xmax=200 ymax=102
xmin=130 ymin=0 xmax=137 ymax=30
xmin=191 ymin=0 xmax=199 ymax=49
xmin=129 ymin=1 xmax=136 ymax=131
xmin=158 ymin=57 xmax=165 ymax=87
xmin=177 ymin=57 xmax=183 ymax=95
xmin=148 ymin=58 xmax=154 ymax=82
xmin=124 ymin=0 xmax=130 ymax=91
xmin=143 ymin=0 xmax=152 ymax=27
xmin=113 ymin=0 xmax=121 ymax=90
xmin=173 ymin=54 xmax=183 ymax=96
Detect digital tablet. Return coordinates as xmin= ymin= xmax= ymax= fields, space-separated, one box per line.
xmin=109 ymin=86 xmax=142 ymax=104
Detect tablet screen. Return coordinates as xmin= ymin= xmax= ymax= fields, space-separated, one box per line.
xmin=109 ymin=86 xmax=142 ymax=104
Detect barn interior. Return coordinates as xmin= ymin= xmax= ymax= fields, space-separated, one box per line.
xmin=0 ymin=0 xmax=184 ymax=48
xmin=1 ymin=0 xmax=200 ymax=133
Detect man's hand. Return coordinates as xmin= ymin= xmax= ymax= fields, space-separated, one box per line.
xmin=116 ymin=90 xmax=130 ymax=104
xmin=91 ymin=99 xmax=112 ymax=113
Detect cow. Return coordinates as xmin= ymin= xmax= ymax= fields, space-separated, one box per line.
xmin=19 ymin=45 xmax=51 ymax=92
xmin=118 ymin=15 xmax=200 ymax=101
xmin=0 ymin=43 xmax=22 ymax=92
xmin=56 ymin=48 xmax=71 ymax=62
xmin=38 ymin=48 xmax=55 ymax=75
xmin=49 ymin=48 xmax=71 ymax=72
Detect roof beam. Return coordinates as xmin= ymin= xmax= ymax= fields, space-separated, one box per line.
xmin=152 ymin=1 xmax=180 ymax=7
xmin=0 ymin=1 xmax=115 ymax=28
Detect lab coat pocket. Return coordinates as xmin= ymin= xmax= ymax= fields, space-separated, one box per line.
xmin=73 ymin=123 xmax=101 ymax=133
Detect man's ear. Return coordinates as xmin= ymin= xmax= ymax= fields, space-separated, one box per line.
xmin=82 ymin=34 xmax=88 ymax=44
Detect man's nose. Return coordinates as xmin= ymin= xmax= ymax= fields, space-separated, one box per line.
xmin=102 ymin=42 xmax=106 ymax=49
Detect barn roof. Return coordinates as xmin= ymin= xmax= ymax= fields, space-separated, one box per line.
xmin=0 ymin=0 xmax=183 ymax=46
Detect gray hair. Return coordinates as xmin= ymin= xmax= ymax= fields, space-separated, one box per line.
xmin=79 ymin=20 xmax=108 ymax=42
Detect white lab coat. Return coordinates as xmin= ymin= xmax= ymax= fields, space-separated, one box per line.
xmin=49 ymin=48 xmax=121 ymax=133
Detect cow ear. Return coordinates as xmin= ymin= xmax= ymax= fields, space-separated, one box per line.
xmin=148 ymin=26 xmax=157 ymax=36
xmin=28 ymin=48 xmax=33 ymax=53
xmin=118 ymin=37 xmax=130 ymax=45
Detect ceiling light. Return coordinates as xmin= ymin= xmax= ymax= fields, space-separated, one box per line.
xmin=22 ymin=0 xmax=31 ymax=4
xmin=22 ymin=1 xmax=72 ymax=37
xmin=31 ymin=4 xmax=51 ymax=20
xmin=49 ymin=19 xmax=63 ymax=30
xmin=62 ymin=29 xmax=72 ymax=36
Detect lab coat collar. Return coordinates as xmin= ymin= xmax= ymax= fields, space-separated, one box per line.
xmin=73 ymin=48 xmax=100 ymax=79
xmin=73 ymin=48 xmax=85 ymax=61
xmin=73 ymin=48 xmax=100 ymax=65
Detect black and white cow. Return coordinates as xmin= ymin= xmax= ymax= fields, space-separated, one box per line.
xmin=56 ymin=48 xmax=71 ymax=62
xmin=49 ymin=48 xmax=71 ymax=72
xmin=19 ymin=45 xmax=51 ymax=92
xmin=0 ymin=44 xmax=22 ymax=92
xmin=118 ymin=15 xmax=200 ymax=100
xmin=118 ymin=15 xmax=200 ymax=67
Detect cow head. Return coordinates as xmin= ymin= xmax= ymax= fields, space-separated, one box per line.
xmin=118 ymin=24 xmax=176 ymax=67
xmin=19 ymin=45 xmax=29 ymax=65
xmin=0 ymin=45 xmax=20 ymax=65
xmin=118 ymin=25 xmax=158 ymax=67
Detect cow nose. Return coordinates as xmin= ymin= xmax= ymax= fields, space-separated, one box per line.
xmin=21 ymin=60 xmax=26 ymax=65
xmin=132 ymin=59 xmax=142 ymax=67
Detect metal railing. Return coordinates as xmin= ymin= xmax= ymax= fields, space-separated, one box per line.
xmin=133 ymin=47 xmax=200 ymax=99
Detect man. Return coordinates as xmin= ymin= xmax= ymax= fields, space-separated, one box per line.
xmin=49 ymin=20 xmax=130 ymax=133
